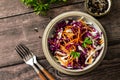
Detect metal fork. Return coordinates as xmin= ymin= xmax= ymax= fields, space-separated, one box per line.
xmin=15 ymin=43 xmax=55 ymax=80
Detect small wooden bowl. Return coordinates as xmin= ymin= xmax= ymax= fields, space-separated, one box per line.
xmin=85 ymin=0 xmax=112 ymax=17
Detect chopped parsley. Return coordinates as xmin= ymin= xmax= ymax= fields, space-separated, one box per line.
xmin=21 ymin=0 xmax=68 ymax=15
xmin=70 ymin=51 xmax=80 ymax=58
xmin=82 ymin=37 xmax=92 ymax=48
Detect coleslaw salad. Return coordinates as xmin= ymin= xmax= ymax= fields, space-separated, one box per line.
xmin=48 ymin=17 xmax=104 ymax=69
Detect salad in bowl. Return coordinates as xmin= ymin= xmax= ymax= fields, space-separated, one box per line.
xmin=42 ymin=11 xmax=107 ymax=75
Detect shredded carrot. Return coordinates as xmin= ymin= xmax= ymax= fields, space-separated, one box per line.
xmin=51 ymin=19 xmax=103 ymax=68
xmin=56 ymin=19 xmax=94 ymax=66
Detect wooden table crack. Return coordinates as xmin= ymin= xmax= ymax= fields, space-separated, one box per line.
xmin=0 ymin=0 xmax=84 ymax=19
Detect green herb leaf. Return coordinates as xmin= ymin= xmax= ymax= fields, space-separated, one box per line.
xmin=21 ymin=0 xmax=68 ymax=15
xmin=82 ymin=42 xmax=86 ymax=48
xmin=82 ymin=37 xmax=92 ymax=48
xmin=70 ymin=51 xmax=80 ymax=58
xmin=62 ymin=0 xmax=67 ymax=2
xmin=84 ymin=37 xmax=92 ymax=44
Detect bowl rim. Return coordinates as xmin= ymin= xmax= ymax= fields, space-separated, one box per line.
xmin=42 ymin=11 xmax=107 ymax=75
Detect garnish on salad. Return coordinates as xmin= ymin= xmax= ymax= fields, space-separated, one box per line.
xmin=70 ymin=51 xmax=80 ymax=59
xmin=82 ymin=37 xmax=92 ymax=48
xmin=48 ymin=17 xmax=104 ymax=69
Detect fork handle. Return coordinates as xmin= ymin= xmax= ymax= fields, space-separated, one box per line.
xmin=42 ymin=68 xmax=55 ymax=80
xmin=37 ymin=72 xmax=46 ymax=80
xmin=36 ymin=62 xmax=55 ymax=80
xmin=32 ymin=65 xmax=47 ymax=80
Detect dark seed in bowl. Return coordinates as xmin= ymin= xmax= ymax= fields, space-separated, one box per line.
xmin=87 ymin=0 xmax=109 ymax=15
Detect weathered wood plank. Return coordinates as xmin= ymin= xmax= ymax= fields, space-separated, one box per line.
xmin=0 ymin=0 xmax=84 ymax=18
xmin=105 ymin=44 xmax=120 ymax=60
xmin=0 ymin=13 xmax=49 ymax=32
xmin=0 ymin=0 xmax=120 ymax=80
xmin=0 ymin=13 xmax=49 ymax=67
xmin=0 ymin=59 xmax=53 ymax=80
xmin=0 ymin=3 xmax=84 ymax=67
xmin=0 ymin=1 xmax=120 ymax=68
xmin=97 ymin=0 xmax=120 ymax=41
xmin=0 ymin=0 xmax=32 ymax=18
xmin=0 ymin=57 xmax=120 ymax=80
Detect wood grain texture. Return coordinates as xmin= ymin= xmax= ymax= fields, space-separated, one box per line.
xmin=0 ymin=0 xmax=32 ymax=18
xmin=0 ymin=56 xmax=120 ymax=80
xmin=0 ymin=0 xmax=120 ymax=80
xmin=0 ymin=0 xmax=84 ymax=19
xmin=0 ymin=13 xmax=49 ymax=67
xmin=0 ymin=2 xmax=84 ymax=68
xmin=97 ymin=0 xmax=120 ymax=42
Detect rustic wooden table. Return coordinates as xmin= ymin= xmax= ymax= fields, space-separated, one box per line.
xmin=0 ymin=0 xmax=120 ymax=80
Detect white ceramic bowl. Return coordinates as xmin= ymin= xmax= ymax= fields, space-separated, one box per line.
xmin=42 ymin=11 xmax=107 ymax=75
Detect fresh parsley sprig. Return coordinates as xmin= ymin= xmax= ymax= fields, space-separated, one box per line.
xmin=82 ymin=37 xmax=92 ymax=48
xmin=21 ymin=0 xmax=68 ymax=15
xmin=70 ymin=51 xmax=80 ymax=58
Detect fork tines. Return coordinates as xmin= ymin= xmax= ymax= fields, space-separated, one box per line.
xmin=15 ymin=43 xmax=32 ymax=61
